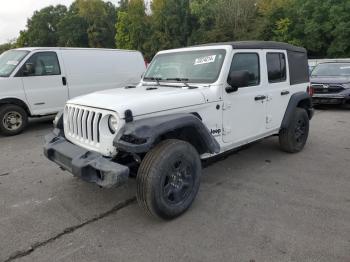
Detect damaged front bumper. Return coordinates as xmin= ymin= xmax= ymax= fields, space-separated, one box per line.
xmin=44 ymin=130 xmax=129 ymax=188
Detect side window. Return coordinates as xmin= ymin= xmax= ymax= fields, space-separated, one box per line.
xmin=22 ymin=52 xmax=61 ymax=77
xmin=267 ymin=53 xmax=286 ymax=83
xmin=229 ymin=53 xmax=260 ymax=86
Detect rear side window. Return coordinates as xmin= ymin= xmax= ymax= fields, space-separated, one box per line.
xmin=267 ymin=53 xmax=286 ymax=83
xmin=229 ymin=53 xmax=260 ymax=86
xmin=23 ymin=52 xmax=61 ymax=76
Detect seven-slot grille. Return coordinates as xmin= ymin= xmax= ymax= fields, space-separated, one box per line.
xmin=64 ymin=105 xmax=103 ymax=145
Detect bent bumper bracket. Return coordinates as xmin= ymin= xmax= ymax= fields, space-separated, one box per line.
xmin=44 ymin=131 xmax=129 ymax=188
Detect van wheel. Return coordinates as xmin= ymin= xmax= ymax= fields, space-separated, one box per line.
xmin=279 ymin=108 xmax=309 ymax=153
xmin=136 ymin=139 xmax=201 ymax=220
xmin=0 ymin=105 xmax=28 ymax=136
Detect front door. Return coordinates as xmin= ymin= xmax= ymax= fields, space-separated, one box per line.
xmin=222 ymin=51 xmax=267 ymax=144
xmin=19 ymin=51 xmax=68 ymax=115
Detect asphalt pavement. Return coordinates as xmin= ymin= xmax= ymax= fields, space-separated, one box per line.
xmin=0 ymin=108 xmax=349 ymax=262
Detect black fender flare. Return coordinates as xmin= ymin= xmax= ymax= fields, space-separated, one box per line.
xmin=114 ymin=113 xmax=220 ymax=154
xmin=281 ymin=91 xmax=314 ymax=129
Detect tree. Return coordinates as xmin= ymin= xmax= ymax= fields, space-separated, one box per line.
xmin=57 ymin=2 xmax=89 ymax=47
xmin=257 ymin=0 xmax=350 ymax=58
xmin=117 ymin=0 xmax=129 ymax=11
xmin=215 ymin=0 xmax=258 ymax=40
xmin=116 ymin=11 xmax=133 ymax=50
xmin=116 ymin=0 xmax=150 ymax=57
xmin=189 ymin=0 xmax=216 ymax=44
xmin=16 ymin=5 xmax=67 ymax=47
xmin=0 ymin=40 xmax=16 ymax=54
xmin=190 ymin=0 xmax=258 ymax=44
xmin=148 ymin=0 xmax=191 ymax=56
xmin=327 ymin=2 xmax=350 ymax=57
xmin=75 ymin=0 xmax=116 ymax=48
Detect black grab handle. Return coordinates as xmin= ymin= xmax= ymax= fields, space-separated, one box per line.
xmin=254 ymin=95 xmax=266 ymax=101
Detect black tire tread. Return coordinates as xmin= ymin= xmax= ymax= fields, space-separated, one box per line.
xmin=136 ymin=139 xmax=198 ymax=219
xmin=0 ymin=104 xmax=28 ymax=136
xmin=279 ymin=107 xmax=309 ymax=153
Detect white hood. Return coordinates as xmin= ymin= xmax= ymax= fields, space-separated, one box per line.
xmin=68 ymin=85 xmax=206 ymax=118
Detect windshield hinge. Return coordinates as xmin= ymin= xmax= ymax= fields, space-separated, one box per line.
xmin=222 ymin=102 xmax=232 ymax=110
xmin=223 ymin=126 xmax=232 ymax=135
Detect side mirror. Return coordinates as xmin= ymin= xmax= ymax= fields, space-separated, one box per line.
xmin=22 ymin=63 xmax=35 ymax=76
xmin=226 ymin=70 xmax=250 ymax=93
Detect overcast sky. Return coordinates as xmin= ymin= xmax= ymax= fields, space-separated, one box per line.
xmin=0 ymin=0 xmax=119 ymax=44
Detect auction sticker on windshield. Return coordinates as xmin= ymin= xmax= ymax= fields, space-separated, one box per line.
xmin=6 ymin=60 xmax=19 ymax=66
xmin=194 ymin=55 xmax=216 ymax=65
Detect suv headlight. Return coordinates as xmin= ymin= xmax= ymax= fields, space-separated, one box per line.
xmin=108 ymin=115 xmax=119 ymax=134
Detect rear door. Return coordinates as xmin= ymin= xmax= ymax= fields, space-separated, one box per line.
xmin=19 ymin=51 xmax=68 ymax=115
xmin=222 ymin=51 xmax=267 ymax=144
xmin=264 ymin=51 xmax=290 ymax=129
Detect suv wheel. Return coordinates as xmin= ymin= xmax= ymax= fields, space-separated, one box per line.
xmin=136 ymin=139 xmax=201 ymax=220
xmin=279 ymin=108 xmax=309 ymax=153
xmin=0 ymin=104 xmax=28 ymax=136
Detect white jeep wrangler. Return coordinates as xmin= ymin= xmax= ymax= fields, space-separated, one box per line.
xmin=44 ymin=41 xmax=314 ymax=220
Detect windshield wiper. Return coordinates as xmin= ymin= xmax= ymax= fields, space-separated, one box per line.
xmin=166 ymin=78 xmax=189 ymax=82
xmin=166 ymin=78 xmax=198 ymax=89
xmin=143 ymin=77 xmax=162 ymax=86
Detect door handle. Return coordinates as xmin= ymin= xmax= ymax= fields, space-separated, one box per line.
xmin=254 ymin=95 xmax=266 ymax=101
xmin=281 ymin=90 xmax=290 ymax=96
xmin=62 ymin=76 xmax=67 ymax=86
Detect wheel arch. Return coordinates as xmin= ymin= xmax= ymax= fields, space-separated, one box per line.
xmin=0 ymin=98 xmax=31 ymax=116
xmin=114 ymin=113 xmax=220 ymax=155
xmin=281 ymin=92 xmax=314 ymax=129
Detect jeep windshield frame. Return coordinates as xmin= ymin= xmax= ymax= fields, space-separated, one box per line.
xmin=0 ymin=50 xmax=29 ymax=77
xmin=143 ymin=49 xmax=227 ymax=84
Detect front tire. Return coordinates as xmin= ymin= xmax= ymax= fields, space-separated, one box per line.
xmin=279 ymin=108 xmax=309 ymax=153
xmin=136 ymin=139 xmax=201 ymax=220
xmin=0 ymin=104 xmax=28 ymax=136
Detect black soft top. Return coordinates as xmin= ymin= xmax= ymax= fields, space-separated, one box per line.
xmin=196 ymin=41 xmax=306 ymax=53
xmin=195 ymin=41 xmax=309 ymax=85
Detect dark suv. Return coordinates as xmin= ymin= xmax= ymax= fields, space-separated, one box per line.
xmin=310 ymin=61 xmax=350 ymax=105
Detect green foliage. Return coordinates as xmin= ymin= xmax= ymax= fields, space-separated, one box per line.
xmin=76 ymin=0 xmax=116 ymax=48
xmin=116 ymin=11 xmax=133 ymax=50
xmin=148 ymin=0 xmax=191 ymax=56
xmin=16 ymin=0 xmax=115 ymax=48
xmin=116 ymin=0 xmax=149 ymax=56
xmin=0 ymin=41 xmax=16 ymax=55
xmin=257 ymin=0 xmax=350 ymax=58
xmin=57 ymin=3 xmax=89 ymax=47
xmin=17 ymin=5 xmax=68 ymax=47
xmin=189 ymin=0 xmax=259 ymax=45
xmin=189 ymin=0 xmax=216 ymax=44
xmin=9 ymin=0 xmax=350 ymax=59
xmin=117 ymin=0 xmax=129 ymax=11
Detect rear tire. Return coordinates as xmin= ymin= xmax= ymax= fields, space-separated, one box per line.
xmin=0 ymin=104 xmax=28 ymax=136
xmin=279 ymin=108 xmax=309 ymax=153
xmin=136 ymin=139 xmax=201 ymax=220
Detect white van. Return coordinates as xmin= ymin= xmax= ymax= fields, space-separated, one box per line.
xmin=0 ymin=47 xmax=146 ymax=135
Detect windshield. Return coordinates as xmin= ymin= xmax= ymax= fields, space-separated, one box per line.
xmin=144 ymin=49 xmax=226 ymax=83
xmin=311 ymin=63 xmax=350 ymax=77
xmin=0 ymin=50 xmax=29 ymax=77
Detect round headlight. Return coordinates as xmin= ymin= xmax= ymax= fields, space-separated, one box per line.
xmin=108 ymin=115 xmax=118 ymax=134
